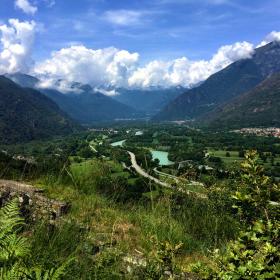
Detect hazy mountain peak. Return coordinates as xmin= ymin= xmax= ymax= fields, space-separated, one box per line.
xmin=5 ymin=72 xmax=40 ymax=89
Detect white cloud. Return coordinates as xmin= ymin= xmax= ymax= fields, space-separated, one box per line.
xmin=33 ymin=41 xmax=254 ymax=90
xmin=33 ymin=45 xmax=139 ymax=91
xmin=95 ymin=88 xmax=119 ymax=96
xmin=103 ymin=10 xmax=144 ymax=26
xmin=128 ymin=41 xmax=254 ymax=88
xmin=2 ymin=17 xmax=272 ymax=91
xmin=257 ymin=31 xmax=280 ymax=47
xmin=0 ymin=19 xmax=36 ymax=74
xmin=15 ymin=0 xmax=37 ymax=15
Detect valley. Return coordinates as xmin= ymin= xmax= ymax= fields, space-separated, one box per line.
xmin=0 ymin=3 xmax=280 ymax=277
xmin=1 ymin=121 xmax=279 ymax=278
xmin=1 ymin=68 xmax=280 ymax=278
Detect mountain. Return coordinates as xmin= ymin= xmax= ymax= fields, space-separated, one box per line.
xmin=154 ymin=41 xmax=280 ymax=121
xmin=112 ymin=87 xmax=186 ymax=116
xmin=0 ymin=76 xmax=81 ymax=144
xmin=202 ymin=73 xmax=280 ymax=129
xmin=42 ymin=87 xmax=142 ymax=124
xmin=7 ymin=73 xmax=142 ymax=124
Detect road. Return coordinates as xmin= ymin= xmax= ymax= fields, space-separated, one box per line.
xmin=128 ymin=151 xmax=207 ymax=198
xmin=127 ymin=151 xmax=171 ymax=188
xmin=153 ymin=168 xmax=204 ymax=187
xmin=153 ymin=167 xmax=180 ymax=182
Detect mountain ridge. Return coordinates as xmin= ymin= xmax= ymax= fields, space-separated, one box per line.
xmin=153 ymin=41 xmax=280 ymax=121
xmin=201 ymin=72 xmax=280 ymax=129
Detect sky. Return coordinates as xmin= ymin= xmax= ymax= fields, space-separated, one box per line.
xmin=0 ymin=0 xmax=280 ymax=91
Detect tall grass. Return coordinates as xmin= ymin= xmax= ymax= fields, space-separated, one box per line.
xmin=2 ymin=155 xmax=240 ymax=278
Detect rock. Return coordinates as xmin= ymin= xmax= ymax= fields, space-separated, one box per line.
xmin=0 ymin=179 xmax=70 ymax=223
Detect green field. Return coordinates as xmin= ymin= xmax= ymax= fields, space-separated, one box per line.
xmin=208 ymin=149 xmax=243 ymax=165
xmin=71 ymin=158 xmax=131 ymax=179
xmin=208 ymin=149 xmax=280 ymax=170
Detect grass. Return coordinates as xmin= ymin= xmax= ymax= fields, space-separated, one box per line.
xmin=184 ymin=183 xmax=207 ymax=194
xmin=33 ymin=156 xmax=237 ymax=251
xmin=70 ymin=158 xmax=130 ymax=180
xmin=0 ymin=151 xmax=237 ymax=280
xmin=208 ymin=149 xmax=243 ymax=166
xmin=4 ymin=141 xmax=241 ymax=278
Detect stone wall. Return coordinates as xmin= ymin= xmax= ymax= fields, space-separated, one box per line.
xmin=0 ymin=180 xmax=70 ymax=223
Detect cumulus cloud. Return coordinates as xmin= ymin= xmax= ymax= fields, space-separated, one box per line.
xmin=128 ymin=41 xmax=254 ymax=88
xmin=257 ymin=31 xmax=280 ymax=47
xmin=33 ymin=41 xmax=253 ymax=90
xmin=33 ymin=45 xmax=139 ymax=92
xmin=3 ymin=18 xmax=275 ymax=91
xmin=0 ymin=19 xmax=36 ymax=74
xmin=15 ymin=0 xmax=37 ymax=15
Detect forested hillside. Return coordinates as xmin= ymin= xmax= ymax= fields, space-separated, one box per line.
xmin=203 ymin=72 xmax=280 ymax=128
xmin=0 ymin=76 xmax=81 ymax=144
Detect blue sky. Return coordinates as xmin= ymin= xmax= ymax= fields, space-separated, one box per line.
xmin=0 ymin=0 xmax=280 ymax=90
xmin=1 ymin=0 xmax=279 ymax=62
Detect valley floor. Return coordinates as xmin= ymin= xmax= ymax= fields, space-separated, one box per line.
xmin=0 ymin=123 xmax=279 ymax=279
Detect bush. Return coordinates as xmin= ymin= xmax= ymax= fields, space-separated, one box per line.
xmin=192 ymin=151 xmax=280 ymax=279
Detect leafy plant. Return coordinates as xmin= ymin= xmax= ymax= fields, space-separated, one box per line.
xmin=125 ymin=236 xmax=183 ymax=279
xmin=192 ymin=151 xmax=280 ymax=279
xmin=0 ymin=199 xmax=29 ymax=278
xmin=233 ymin=150 xmax=279 ymax=223
xmin=214 ymin=219 xmax=280 ymax=279
xmin=0 ymin=199 xmax=74 ymax=279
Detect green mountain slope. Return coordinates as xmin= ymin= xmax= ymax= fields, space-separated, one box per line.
xmin=202 ymin=73 xmax=280 ymax=129
xmin=154 ymin=42 xmax=280 ymax=121
xmin=0 ymin=76 xmax=82 ymax=144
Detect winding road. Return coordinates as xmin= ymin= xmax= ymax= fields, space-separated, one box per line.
xmin=127 ymin=151 xmax=171 ymax=188
xmin=127 ymin=151 xmax=207 ymax=198
xmin=103 ymin=140 xmax=206 ymax=196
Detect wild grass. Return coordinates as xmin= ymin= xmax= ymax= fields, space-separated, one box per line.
xmin=2 ymin=154 xmax=240 ymax=278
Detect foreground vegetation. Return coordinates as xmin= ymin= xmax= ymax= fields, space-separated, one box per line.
xmin=0 ymin=124 xmax=279 ymax=279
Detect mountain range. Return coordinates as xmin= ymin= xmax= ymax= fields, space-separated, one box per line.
xmin=2 ymin=40 xmax=280 ymax=145
xmin=153 ymin=41 xmax=280 ymax=124
xmin=7 ymin=73 xmax=188 ymax=122
xmin=41 ymin=87 xmax=141 ymax=124
xmin=7 ymin=73 xmax=143 ymax=124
